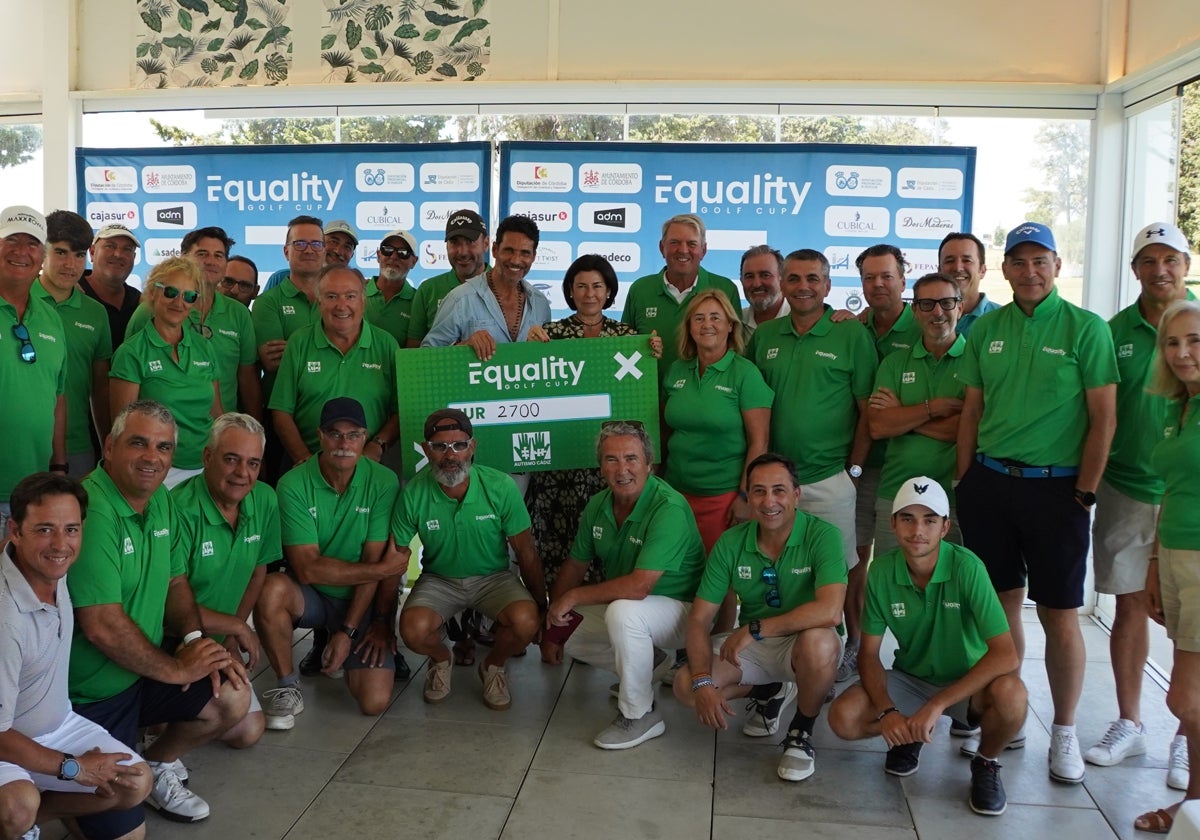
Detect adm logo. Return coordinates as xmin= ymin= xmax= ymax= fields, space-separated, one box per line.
xmin=593 ymin=207 xmax=626 ymax=229
xmin=156 ymin=206 xmax=185 ymax=226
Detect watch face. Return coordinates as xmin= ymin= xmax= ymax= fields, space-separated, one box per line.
xmin=62 ymin=758 xmax=80 ymax=779
xmin=849 ymin=466 xmax=863 ymax=478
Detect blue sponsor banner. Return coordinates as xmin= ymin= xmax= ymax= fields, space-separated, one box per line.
xmin=498 ymin=141 xmax=975 ymax=315
xmin=76 ymin=142 xmax=491 ymax=289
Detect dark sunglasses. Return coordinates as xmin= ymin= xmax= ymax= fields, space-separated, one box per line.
xmin=221 ymin=276 xmax=256 ymax=293
xmin=378 ymin=245 xmax=411 ymax=258
xmin=600 ymin=419 xmax=646 ymax=431
xmin=913 ymin=297 xmax=961 ymax=312
xmin=761 ymin=565 xmax=781 ymax=608
xmin=155 ymin=283 xmax=199 ymax=304
xmin=12 ymin=322 xmax=34 ymax=364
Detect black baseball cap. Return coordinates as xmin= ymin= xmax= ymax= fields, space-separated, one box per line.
xmin=320 ymin=397 xmax=367 ymax=430
xmin=444 ymin=209 xmax=486 ymax=241
xmin=424 ymin=408 xmax=473 ymax=440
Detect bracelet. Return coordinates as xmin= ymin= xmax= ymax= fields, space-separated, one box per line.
xmin=874 ymin=706 xmax=899 ymax=722
xmin=691 ymin=677 xmax=716 ymax=692
xmin=49 ymin=463 xmax=69 ymax=474
xmin=924 ymin=399 xmax=932 ymax=419
xmin=370 ymin=436 xmax=389 ymax=451
xmin=182 ymin=630 xmax=204 ymax=646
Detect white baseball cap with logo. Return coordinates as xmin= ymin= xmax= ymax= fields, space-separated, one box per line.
xmin=94 ymin=223 xmax=141 ymax=248
xmin=891 ymin=476 xmax=950 ymax=518
xmin=380 ymin=229 xmax=418 ymax=254
xmin=0 ymin=205 xmax=47 ymax=243
xmin=1132 ymin=222 xmax=1190 ymax=259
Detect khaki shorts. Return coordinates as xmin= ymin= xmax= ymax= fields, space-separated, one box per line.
xmin=1092 ymin=480 xmax=1158 ymax=596
xmin=403 ymin=570 xmax=533 ymax=624
xmin=1159 ymin=547 xmax=1200 ymax=652
xmin=712 ymin=629 xmax=842 ymax=686
xmin=881 ymin=669 xmax=972 ymax=723
xmin=799 ymin=470 xmax=858 ymax=570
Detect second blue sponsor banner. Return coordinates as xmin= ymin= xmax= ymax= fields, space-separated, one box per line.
xmin=499 ymin=141 xmax=975 ymax=315
xmin=76 ymin=142 xmax=491 ymax=289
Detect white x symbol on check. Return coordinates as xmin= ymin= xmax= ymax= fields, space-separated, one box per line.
xmin=613 ymin=351 xmax=643 ymax=381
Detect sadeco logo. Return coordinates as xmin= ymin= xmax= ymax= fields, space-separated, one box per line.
xmin=513 ymin=431 xmax=552 ymax=467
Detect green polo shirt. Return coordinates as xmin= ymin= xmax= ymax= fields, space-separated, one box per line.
xmin=171 ymin=474 xmax=281 ymax=640
xmin=1105 ymin=292 xmax=1196 ymax=504
xmin=863 ymin=541 xmax=1009 ymax=686
xmin=620 ymin=267 xmax=741 ymax=378
xmin=958 ymin=290 xmax=1119 ymax=467
xmin=250 ymin=277 xmax=320 ymax=398
xmin=31 ymin=282 xmax=111 ymax=456
xmin=277 ymin=456 xmax=399 ymax=600
xmin=747 ymin=308 xmax=878 ymax=484
xmin=0 ymin=293 xmax=68 ymax=502
xmin=1152 ymin=394 xmax=1200 ymax=550
xmin=874 ymin=336 xmax=967 ymax=500
xmin=409 ymin=268 xmax=485 ymax=345
xmin=67 ymin=467 xmax=181 ymax=704
xmin=569 ymin=476 xmax=705 ymax=602
xmin=391 ymin=463 xmax=530 ymax=579
xmin=365 ymin=277 xmax=417 ymax=345
xmin=662 ymin=350 xmax=774 ymax=495
xmin=128 ymin=294 xmax=257 ymax=414
xmin=698 ymin=512 xmax=847 ymax=624
xmin=110 ymin=323 xmax=219 ymax=470
xmin=268 ymin=321 xmax=399 ymax=453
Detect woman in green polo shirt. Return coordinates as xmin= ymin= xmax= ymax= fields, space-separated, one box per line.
xmin=110 ymin=257 xmax=221 ymax=488
xmin=1139 ymin=298 xmax=1200 ymax=835
xmin=662 ymin=290 xmax=773 ymax=632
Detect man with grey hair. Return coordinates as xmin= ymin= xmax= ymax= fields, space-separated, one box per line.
xmin=621 ymin=213 xmax=742 ymax=376
xmin=171 ymin=413 xmax=283 ymax=751
xmin=740 ymin=244 xmax=789 ymax=335
xmin=68 ymin=400 xmax=251 ymax=832
xmin=543 ymin=421 xmax=706 ymax=750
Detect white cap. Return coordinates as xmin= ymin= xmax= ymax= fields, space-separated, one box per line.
xmin=0 ymin=205 xmax=46 ymax=243
xmin=1132 ymin=222 xmax=1190 ymax=259
xmin=323 ymin=219 xmax=358 ymax=244
xmin=380 ymin=229 xmax=417 ymax=253
xmin=94 ymin=223 xmax=140 ymax=248
xmin=891 ymin=476 xmax=950 ymax=518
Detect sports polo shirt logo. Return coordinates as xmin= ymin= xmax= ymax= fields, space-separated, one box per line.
xmin=37 ymin=332 xmax=57 ymax=342
xmin=942 ymin=601 xmax=961 ymax=609
xmin=355 ymin=506 xmax=370 ymax=514
xmin=766 ymin=347 xmax=779 ymax=360
xmin=902 ymin=371 xmax=916 ymax=384
xmin=891 ymin=602 xmax=906 ymax=618
xmin=988 ymin=341 xmax=1004 ymax=354
xmin=628 ymin=536 xmax=643 ymax=546
xmin=192 ymin=360 xmax=210 ymax=368
xmin=714 ymin=384 xmax=733 ymax=393
xmin=672 ymin=379 xmax=687 ymax=389
xmin=1042 ymin=347 xmax=1066 ymax=356
xmin=362 ymin=362 xmax=382 ymax=370
xmin=74 ymin=321 xmax=95 ymax=332
xmin=123 ymin=537 xmax=134 ymax=554
xmin=592 ymin=525 xmax=603 ymax=539
xmin=814 ymin=350 xmax=838 ymax=360
xmin=737 ymin=565 xmax=752 ymax=579
xmin=202 ymin=540 xmax=214 ymax=557
xmin=426 ymin=519 xmax=440 ymax=530
xmin=283 ymin=305 xmax=296 ymax=315
xmin=244 ymin=534 xmax=261 ymax=544
xmin=149 ymin=360 xmax=163 ymax=372
xmin=645 ymin=307 xmax=657 ymax=318
xmin=1118 ymin=343 xmax=1134 ymax=359
xmin=218 ymin=328 xmax=238 ymax=338
xmin=308 ymin=506 xmax=317 ymax=519
xmin=475 ymin=513 xmax=497 ymax=521
xmin=152 ymin=528 xmax=169 ymax=538
xmin=307 ymin=361 xmax=321 ymax=373
xmin=791 ymin=566 xmax=811 ymax=575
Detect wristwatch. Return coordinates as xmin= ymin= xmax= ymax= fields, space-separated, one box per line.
xmin=1074 ymin=489 xmax=1097 ymax=508
xmin=339 ymin=624 xmax=360 ymax=641
xmin=848 ymin=464 xmax=863 ymax=479
xmin=59 ymin=753 xmax=81 ymax=781
xmin=748 ymin=619 xmax=763 ymax=641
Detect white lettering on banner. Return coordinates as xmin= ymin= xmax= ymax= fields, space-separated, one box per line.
xmin=206 ymin=172 xmax=344 ymax=213
xmin=654 ymin=173 xmax=811 ymax=216
xmin=467 ymin=356 xmax=585 ymax=391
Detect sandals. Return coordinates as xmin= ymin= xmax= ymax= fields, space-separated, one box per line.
xmin=1134 ymin=807 xmax=1176 ymax=834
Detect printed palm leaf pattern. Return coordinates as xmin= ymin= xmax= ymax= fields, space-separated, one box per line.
xmin=321 ymin=0 xmax=489 ymax=83
xmin=136 ymin=0 xmax=294 ymax=87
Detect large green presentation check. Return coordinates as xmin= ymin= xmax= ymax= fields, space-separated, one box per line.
xmin=397 ymin=335 xmax=659 ymax=478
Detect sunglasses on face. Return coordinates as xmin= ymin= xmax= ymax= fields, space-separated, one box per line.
xmin=761 ymin=565 xmax=781 ymax=608
xmin=600 ymin=419 xmax=646 ymax=431
xmin=288 ymin=240 xmax=325 ymax=252
xmin=913 ymin=297 xmax=962 ymax=312
xmin=154 ymin=283 xmax=199 ymax=304
xmin=378 ymin=245 xmax=412 ymax=259
xmin=12 ymin=322 xmax=34 ymax=364
xmin=427 ymin=440 xmax=471 ymax=453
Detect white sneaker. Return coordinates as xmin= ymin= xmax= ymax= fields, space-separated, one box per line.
xmin=1084 ymin=719 xmax=1146 ymax=766
xmin=1048 ymin=729 xmax=1085 ymax=783
xmin=161 ymin=757 xmax=188 ymax=784
xmin=835 ymin=643 xmax=859 ymax=683
xmin=19 ymin=825 xmax=39 ymax=840
xmin=960 ymin=727 xmax=1026 ymax=757
xmin=1168 ymin=735 xmax=1190 ymax=791
xmin=147 ymin=763 xmax=210 ymax=822
xmin=263 ymin=685 xmax=304 ymax=730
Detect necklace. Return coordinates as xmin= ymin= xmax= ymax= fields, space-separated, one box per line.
xmin=575 ymin=314 xmax=604 ymax=327
xmin=487 ymin=272 xmax=525 ymax=341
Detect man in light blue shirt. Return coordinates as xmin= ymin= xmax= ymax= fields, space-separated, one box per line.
xmin=939 ymin=232 xmax=1000 ymax=337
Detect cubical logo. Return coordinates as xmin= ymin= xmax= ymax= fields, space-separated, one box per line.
xmin=823 ymin=206 xmax=890 ymax=238
xmin=513 ymin=431 xmax=552 ymax=468
xmin=355 ymin=163 xmax=414 ymax=193
xmin=355 ymin=201 xmax=415 ymax=231
xmin=578 ymin=203 xmax=642 ymax=234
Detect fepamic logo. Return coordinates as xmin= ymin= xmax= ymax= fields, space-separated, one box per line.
xmin=419 ymin=162 xmax=480 ymax=192
xmin=85 ymin=166 xmax=137 ymax=194
xmin=578 ymin=163 xmax=642 ymax=194
xmin=509 ymin=162 xmax=573 ymax=193
xmin=532 ymin=240 xmax=573 ymax=272
xmin=205 ymin=172 xmax=344 ymax=212
xmin=654 ymin=172 xmax=811 ymax=216
xmin=896 ymin=167 xmax=964 ymax=200
xmin=419 ymin=239 xmax=449 ymax=270
xmin=512 ymin=431 xmax=552 ymax=468
xmin=143 ymin=239 xmax=183 ymax=266
xmin=143 ymin=201 xmax=198 ymax=230
xmin=824 ymin=165 xmax=892 ymax=198
xmin=510 ymin=201 xmax=572 ymax=232
xmin=355 ymin=201 xmax=415 ymax=231
xmin=86 ymin=202 xmax=139 ymax=228
xmin=895 ymin=208 xmax=961 ymax=240
xmin=576 ymin=241 xmax=640 ymax=273
xmin=901 ymin=248 xmax=939 ymax=275
xmin=420 ymin=201 xmax=480 ymax=232
xmin=142 ymin=165 xmax=196 ymax=194
xmin=823 ymin=206 xmax=890 ymax=238
xmin=356 ymin=162 xmax=414 ymax=192
xmin=578 ymin=202 xmax=642 ymax=233
xmin=468 ymin=355 xmax=585 ymax=391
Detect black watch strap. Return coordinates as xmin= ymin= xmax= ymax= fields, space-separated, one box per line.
xmin=340 ymin=623 xmax=360 ymax=641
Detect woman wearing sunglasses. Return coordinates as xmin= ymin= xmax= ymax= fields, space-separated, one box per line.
xmin=110 ymin=257 xmax=221 ymax=488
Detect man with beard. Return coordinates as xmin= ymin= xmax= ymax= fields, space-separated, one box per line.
xmin=81 ymin=224 xmax=141 ymax=350
xmin=392 ymin=409 xmax=544 ymax=711
xmin=365 ymin=229 xmax=419 ymax=345
xmin=739 ymin=245 xmax=789 ymax=336
xmin=219 ymin=256 xmax=260 ymax=308
xmin=253 ymin=398 xmax=405 ymax=730
xmin=407 ymin=210 xmax=491 ymax=348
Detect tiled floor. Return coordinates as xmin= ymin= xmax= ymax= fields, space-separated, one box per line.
xmin=44 ymin=609 xmax=1185 ymax=839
